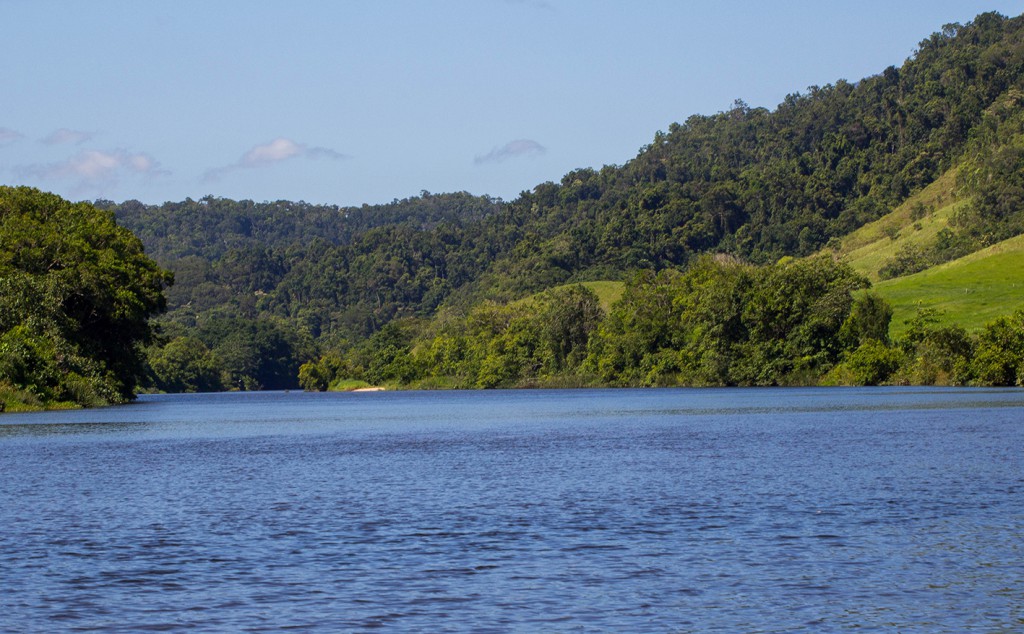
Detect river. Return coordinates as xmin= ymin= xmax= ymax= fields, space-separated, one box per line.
xmin=1 ymin=388 xmax=1022 ymax=631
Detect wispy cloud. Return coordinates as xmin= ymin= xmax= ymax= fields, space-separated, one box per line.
xmin=42 ymin=128 xmax=94 ymax=145
xmin=0 ymin=127 xmax=24 ymax=146
xmin=305 ymin=146 xmax=349 ymax=160
xmin=474 ymin=139 xmax=547 ymax=165
xmin=240 ymin=137 xmax=303 ymax=166
xmin=204 ymin=137 xmax=348 ymax=181
xmin=16 ymin=148 xmax=168 ymax=192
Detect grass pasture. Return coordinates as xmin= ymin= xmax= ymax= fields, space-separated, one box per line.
xmin=577 ymin=280 xmax=625 ymax=313
xmin=513 ymin=280 xmax=625 ymax=314
xmin=873 ymin=233 xmax=1024 ymax=336
xmin=817 ymin=165 xmax=1024 ymax=335
xmin=836 ymin=168 xmax=962 ymax=281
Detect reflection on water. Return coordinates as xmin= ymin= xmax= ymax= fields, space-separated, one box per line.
xmin=1 ymin=387 xmax=1023 ymax=631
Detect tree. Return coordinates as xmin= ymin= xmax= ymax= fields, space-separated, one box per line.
xmin=840 ymin=292 xmax=894 ymax=346
xmin=844 ymin=340 xmax=904 ymax=385
xmin=536 ymin=285 xmax=604 ymax=372
xmin=199 ymin=318 xmax=313 ymax=390
xmin=896 ymin=308 xmax=974 ymax=385
xmin=972 ymin=310 xmax=1024 ymax=385
xmin=0 ymin=187 xmax=171 ymax=405
xmin=147 ymin=336 xmax=224 ymax=393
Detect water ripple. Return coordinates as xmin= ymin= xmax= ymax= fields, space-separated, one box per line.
xmin=1 ymin=388 xmax=1023 ymax=631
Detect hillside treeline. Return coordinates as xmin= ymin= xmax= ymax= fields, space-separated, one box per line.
xmin=297 ymin=256 xmax=1024 ymax=390
xmin=301 ymin=256 xmax=870 ymax=389
xmin=101 ymin=11 xmax=1024 ymax=392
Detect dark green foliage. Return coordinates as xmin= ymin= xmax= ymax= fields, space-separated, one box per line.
xmin=0 ymin=187 xmax=171 ymax=406
xmin=841 ymin=292 xmax=895 ymax=346
xmin=585 ymin=261 xmax=746 ymax=386
xmin=879 ymin=244 xmax=931 ymax=280
xmin=358 ymin=320 xmax=422 ymax=386
xmin=347 ymin=257 xmax=888 ymax=389
xmin=587 ymin=255 xmax=868 ymax=386
xmin=971 ymin=310 xmax=1024 ymax=385
xmin=844 ymin=341 xmax=904 ymax=386
xmin=409 ymin=285 xmax=605 ymax=388
xmin=300 ymin=285 xmax=606 ymax=389
xmin=113 ymin=192 xmax=503 ymax=349
xmin=828 ymin=306 xmax=1024 ymax=386
xmin=835 ymin=308 xmax=974 ymax=386
xmin=194 ymin=318 xmax=314 ymax=390
xmin=955 ymin=89 xmax=1024 ymax=243
xmin=297 ymin=358 xmax=331 ymax=392
xmin=300 ymin=319 xmax=425 ymax=389
xmin=354 ymin=255 xmax=872 ymax=389
xmin=147 ymin=336 xmax=225 ymax=393
xmin=736 ymin=257 xmax=870 ymax=383
xmin=298 ymin=353 xmax=357 ymax=392
xmin=538 ymin=285 xmax=606 ymax=372
xmin=897 ymin=310 xmax=974 ymax=385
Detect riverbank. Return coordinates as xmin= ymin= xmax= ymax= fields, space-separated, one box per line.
xmin=0 ymin=384 xmax=81 ymax=413
xmin=327 ymin=379 xmax=385 ymax=392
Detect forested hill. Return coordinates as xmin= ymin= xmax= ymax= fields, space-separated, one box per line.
xmin=109 ymin=11 xmax=1024 ymax=391
xmin=488 ymin=12 xmax=1024 ymax=272
xmin=109 ymin=192 xmax=503 ymax=334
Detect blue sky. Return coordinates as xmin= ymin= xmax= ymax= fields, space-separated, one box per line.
xmin=2 ymin=1 xmax=1023 ymax=206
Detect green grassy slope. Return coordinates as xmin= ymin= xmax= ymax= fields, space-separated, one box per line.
xmin=578 ymin=281 xmax=625 ymax=314
xmin=513 ymin=281 xmax=625 ymax=314
xmin=823 ymin=166 xmax=1024 ymax=335
xmin=874 ymin=233 xmax=1024 ymax=336
xmin=837 ymin=168 xmax=961 ymax=282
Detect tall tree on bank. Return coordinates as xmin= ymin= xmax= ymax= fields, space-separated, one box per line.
xmin=0 ymin=187 xmax=171 ymax=406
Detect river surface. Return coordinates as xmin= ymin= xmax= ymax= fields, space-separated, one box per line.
xmin=1 ymin=388 xmax=1022 ymax=632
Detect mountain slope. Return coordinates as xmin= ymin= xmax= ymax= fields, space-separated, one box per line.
xmin=834 ymin=168 xmax=962 ymax=281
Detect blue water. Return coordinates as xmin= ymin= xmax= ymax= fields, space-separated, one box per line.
xmin=1 ymin=388 xmax=1022 ymax=632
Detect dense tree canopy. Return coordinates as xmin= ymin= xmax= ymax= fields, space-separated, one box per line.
xmin=583 ymin=256 xmax=869 ymax=387
xmin=0 ymin=187 xmax=171 ymax=407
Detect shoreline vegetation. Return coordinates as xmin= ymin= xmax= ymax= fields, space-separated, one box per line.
xmin=329 ymin=379 xmax=382 ymax=392
xmin=0 ymin=383 xmax=74 ymax=413
xmin=0 ymin=187 xmax=171 ymax=413
xmin=296 ymin=258 xmax=1024 ymax=394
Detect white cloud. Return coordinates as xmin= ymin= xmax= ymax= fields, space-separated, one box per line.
xmin=65 ymin=150 xmax=122 ymax=179
xmin=125 ymin=153 xmax=157 ymax=173
xmin=42 ymin=128 xmax=94 ymax=145
xmin=204 ymin=137 xmax=348 ymax=181
xmin=60 ymin=149 xmax=165 ymax=179
xmin=0 ymin=127 xmax=24 ymax=146
xmin=474 ymin=139 xmax=547 ymax=165
xmin=16 ymin=148 xmax=168 ymax=192
xmin=241 ymin=137 xmax=303 ymax=166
